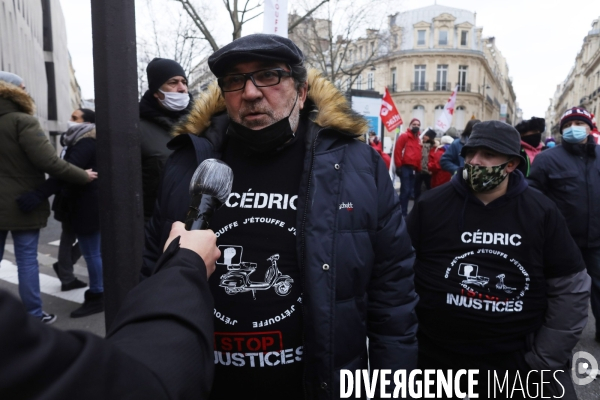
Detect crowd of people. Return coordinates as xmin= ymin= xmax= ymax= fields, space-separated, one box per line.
xmin=0 ymin=32 xmax=599 ymax=399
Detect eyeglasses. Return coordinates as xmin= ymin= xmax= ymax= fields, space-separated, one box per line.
xmin=218 ymin=68 xmax=292 ymax=92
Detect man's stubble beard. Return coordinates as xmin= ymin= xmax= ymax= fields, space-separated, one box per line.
xmin=233 ymin=92 xmax=301 ymax=131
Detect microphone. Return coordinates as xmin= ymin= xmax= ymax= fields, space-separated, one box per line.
xmin=184 ymin=159 xmax=234 ymax=231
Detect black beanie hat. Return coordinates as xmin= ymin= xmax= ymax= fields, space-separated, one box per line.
xmin=208 ymin=34 xmax=304 ymax=77
xmin=146 ymin=58 xmax=187 ymax=94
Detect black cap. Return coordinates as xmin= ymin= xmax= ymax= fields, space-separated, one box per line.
xmin=208 ymin=34 xmax=304 ymax=77
xmin=146 ymin=58 xmax=186 ymax=94
xmin=461 ymin=121 xmax=526 ymax=164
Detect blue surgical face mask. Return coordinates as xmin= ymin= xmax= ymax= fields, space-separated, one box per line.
xmin=562 ymin=126 xmax=588 ymax=144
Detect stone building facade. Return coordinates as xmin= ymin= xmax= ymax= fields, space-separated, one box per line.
xmin=289 ymin=4 xmax=517 ymax=137
xmin=0 ymin=0 xmax=79 ymax=144
xmin=546 ymin=17 xmax=600 ymax=139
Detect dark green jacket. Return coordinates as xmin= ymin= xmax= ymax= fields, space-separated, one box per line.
xmin=0 ymin=81 xmax=88 ymax=230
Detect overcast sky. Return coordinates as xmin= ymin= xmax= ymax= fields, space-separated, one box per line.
xmin=59 ymin=0 xmax=600 ymax=119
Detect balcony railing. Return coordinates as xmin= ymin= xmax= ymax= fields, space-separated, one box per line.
xmin=434 ymin=82 xmax=452 ymax=91
xmin=411 ymin=82 xmax=428 ymax=91
xmin=457 ymin=83 xmax=471 ymax=92
xmin=387 ymin=84 xmax=397 ymax=93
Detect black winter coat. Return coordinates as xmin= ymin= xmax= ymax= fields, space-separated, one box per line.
xmin=53 ymin=132 xmax=99 ymax=235
xmin=0 ymin=239 xmax=214 ymax=399
xmin=142 ymin=72 xmax=419 ymax=399
xmin=139 ymin=91 xmax=192 ymax=219
xmin=528 ymin=137 xmax=600 ymax=249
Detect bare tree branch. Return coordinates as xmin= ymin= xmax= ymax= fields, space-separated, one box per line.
xmin=173 ymin=0 xmax=220 ymax=51
xmin=288 ymin=0 xmax=329 ymax=33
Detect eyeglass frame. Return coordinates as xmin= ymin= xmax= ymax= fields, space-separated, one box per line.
xmin=217 ymin=66 xmax=294 ymax=92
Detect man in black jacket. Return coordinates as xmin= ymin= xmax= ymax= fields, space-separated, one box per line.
xmin=0 ymin=223 xmax=219 ymax=400
xmin=529 ymin=106 xmax=600 ymax=341
xmin=142 ymin=34 xmax=418 ymax=399
xmin=140 ymin=58 xmax=193 ymax=220
xmin=407 ymin=121 xmax=590 ymax=398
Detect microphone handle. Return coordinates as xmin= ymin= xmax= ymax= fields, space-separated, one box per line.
xmin=184 ymin=194 xmax=222 ymax=231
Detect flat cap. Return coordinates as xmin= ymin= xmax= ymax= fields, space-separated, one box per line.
xmin=208 ymin=34 xmax=304 ymax=77
xmin=461 ymin=120 xmax=526 ymax=164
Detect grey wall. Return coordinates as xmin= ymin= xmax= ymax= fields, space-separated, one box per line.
xmin=0 ymin=0 xmax=75 ymax=140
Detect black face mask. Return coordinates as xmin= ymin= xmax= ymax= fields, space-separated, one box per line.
xmin=227 ymin=93 xmax=299 ymax=155
xmin=411 ymin=126 xmax=420 ymax=134
xmin=521 ymin=133 xmax=541 ymax=148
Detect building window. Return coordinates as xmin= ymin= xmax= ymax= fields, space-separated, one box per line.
xmin=357 ymin=75 xmax=362 ymax=90
xmin=439 ymin=30 xmax=448 ymax=45
xmin=370 ymin=41 xmax=375 ymax=56
xmin=413 ymin=65 xmax=426 ymax=91
xmin=42 ymin=0 xmax=53 ymax=51
xmin=455 ymin=106 xmax=466 ymax=129
xmin=367 ymin=72 xmax=374 ymax=90
xmin=461 ymin=31 xmax=468 ymax=46
xmin=436 ymin=65 xmax=448 ymax=91
xmin=348 ymin=50 xmax=353 ymax=64
xmin=413 ymin=105 xmax=425 ymax=123
xmin=392 ymin=34 xmax=398 ymax=49
xmin=390 ymin=68 xmax=397 ymax=92
xmin=359 ymin=46 xmax=363 ymax=60
xmin=417 ymin=30 xmax=426 ymax=46
xmin=458 ymin=66 xmax=468 ymax=91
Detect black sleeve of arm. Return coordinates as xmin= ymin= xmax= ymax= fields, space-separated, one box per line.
xmin=367 ymin=155 xmax=418 ymax=373
xmin=0 ymin=238 xmax=214 ymax=400
xmin=0 ymin=291 xmax=169 ymax=400
xmin=524 ymin=205 xmax=591 ymax=369
xmin=108 ymin=237 xmax=215 ymax=400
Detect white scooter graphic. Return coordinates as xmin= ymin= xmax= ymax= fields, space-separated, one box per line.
xmin=219 ymin=249 xmax=293 ymax=300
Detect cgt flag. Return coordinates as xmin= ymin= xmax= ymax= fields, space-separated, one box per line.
xmin=380 ymin=88 xmax=403 ymax=132
xmin=435 ymin=85 xmax=458 ymax=132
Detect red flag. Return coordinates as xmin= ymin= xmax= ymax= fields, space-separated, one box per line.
xmin=380 ymin=88 xmax=403 ymax=132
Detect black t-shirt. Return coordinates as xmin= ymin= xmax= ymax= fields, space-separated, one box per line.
xmin=208 ymin=128 xmax=306 ymax=400
xmin=406 ymin=174 xmax=585 ymax=355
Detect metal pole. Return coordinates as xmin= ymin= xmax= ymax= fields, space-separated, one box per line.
xmin=90 ymin=0 xmax=143 ymax=329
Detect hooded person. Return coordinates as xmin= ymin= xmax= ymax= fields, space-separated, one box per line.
xmin=140 ymin=33 xmax=418 ymax=399
xmin=514 ymin=116 xmax=545 ymax=177
xmin=427 ymin=134 xmax=453 ymax=188
xmin=139 ymin=58 xmax=193 ymax=220
xmin=529 ymin=106 xmax=600 ymax=343
xmin=440 ymin=118 xmax=481 ymax=175
xmin=407 ymin=120 xmax=589 ymax=398
xmin=0 ymin=72 xmax=95 ymax=324
xmin=393 ymin=118 xmax=423 ymax=216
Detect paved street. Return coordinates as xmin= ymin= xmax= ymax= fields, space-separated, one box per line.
xmin=1 ymin=215 xmax=105 ymax=336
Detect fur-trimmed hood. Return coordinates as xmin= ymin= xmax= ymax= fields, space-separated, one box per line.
xmin=0 ymin=80 xmax=35 ymax=116
xmin=172 ymin=69 xmax=369 ymax=138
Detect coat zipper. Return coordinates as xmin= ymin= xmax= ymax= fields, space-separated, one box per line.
xmin=300 ymin=129 xmax=320 ymax=399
